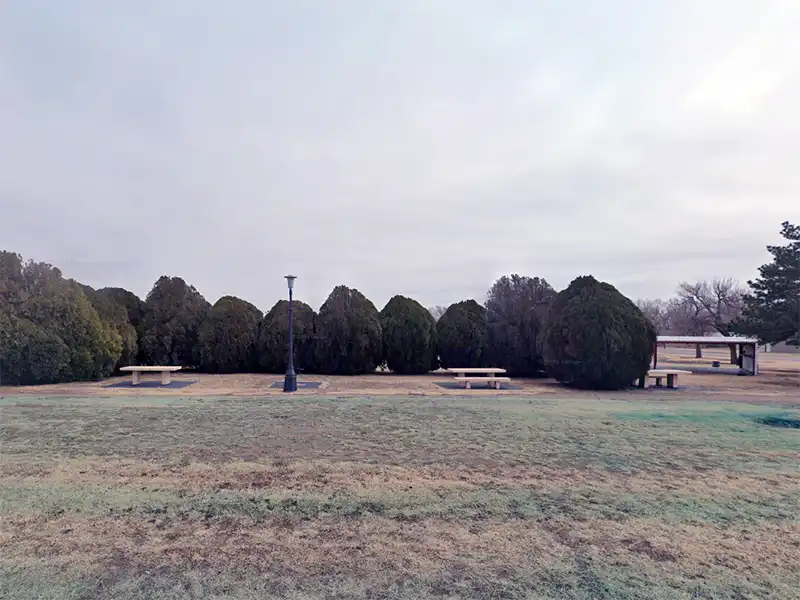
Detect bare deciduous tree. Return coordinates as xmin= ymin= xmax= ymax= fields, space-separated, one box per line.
xmin=427 ymin=305 xmax=447 ymax=322
xmin=636 ymin=299 xmax=670 ymax=333
xmin=676 ymin=278 xmax=745 ymax=362
xmin=667 ymin=296 xmax=713 ymax=333
xmin=663 ymin=296 xmax=714 ymax=357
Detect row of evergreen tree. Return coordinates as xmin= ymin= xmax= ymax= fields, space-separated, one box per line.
xmin=1 ymin=221 xmax=795 ymax=389
xmin=0 ymin=245 xmax=656 ymax=389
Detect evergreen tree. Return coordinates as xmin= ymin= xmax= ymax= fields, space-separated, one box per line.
xmin=0 ymin=252 xmax=122 ymax=384
xmin=315 ymin=286 xmax=382 ymax=375
xmin=80 ymin=284 xmax=140 ymax=369
xmin=258 ymin=299 xmax=317 ymax=373
xmin=0 ymin=312 xmax=71 ymax=385
xmin=543 ymin=275 xmax=656 ymax=390
xmin=96 ymin=287 xmax=145 ymax=329
xmin=736 ymin=221 xmax=800 ymax=345
xmin=380 ymin=295 xmax=438 ymax=374
xmin=485 ymin=274 xmax=555 ymax=376
xmin=138 ymin=276 xmax=210 ymax=366
xmin=436 ymin=300 xmax=488 ymax=368
xmin=197 ymin=296 xmax=263 ymax=373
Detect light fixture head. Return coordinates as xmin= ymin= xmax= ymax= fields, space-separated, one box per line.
xmin=284 ymin=274 xmax=297 ymax=289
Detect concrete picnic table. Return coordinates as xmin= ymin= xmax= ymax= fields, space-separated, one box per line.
xmin=119 ymin=366 xmax=182 ymax=386
xmin=445 ymin=367 xmax=510 ymax=389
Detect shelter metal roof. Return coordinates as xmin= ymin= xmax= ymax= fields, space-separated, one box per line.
xmin=657 ymin=335 xmax=759 ymax=345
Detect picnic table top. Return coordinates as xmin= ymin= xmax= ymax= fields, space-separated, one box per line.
xmin=119 ymin=366 xmax=183 ymax=372
xmin=446 ymin=367 xmax=507 ymax=374
xmin=647 ymin=369 xmax=692 ymax=376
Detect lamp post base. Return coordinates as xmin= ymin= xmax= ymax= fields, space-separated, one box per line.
xmin=283 ymin=372 xmax=297 ymax=393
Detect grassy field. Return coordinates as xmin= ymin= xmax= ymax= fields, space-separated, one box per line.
xmin=1 ymin=394 xmax=798 ymax=599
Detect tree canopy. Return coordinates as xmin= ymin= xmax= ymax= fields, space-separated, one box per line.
xmin=485 ymin=274 xmax=555 ymax=376
xmin=96 ymin=287 xmax=145 ymax=329
xmin=315 ymin=286 xmax=382 ymax=375
xmin=80 ymin=284 xmax=140 ymax=369
xmin=0 ymin=312 xmax=71 ymax=385
xmin=380 ymin=295 xmax=438 ymax=374
xmin=258 ymin=299 xmax=317 ymax=373
xmin=0 ymin=251 xmax=122 ymax=384
xmin=736 ymin=221 xmax=800 ymax=345
xmin=138 ymin=276 xmax=210 ymax=366
xmin=197 ymin=296 xmax=263 ymax=373
xmin=544 ymin=275 xmax=656 ymax=390
xmin=436 ymin=300 xmax=488 ymax=369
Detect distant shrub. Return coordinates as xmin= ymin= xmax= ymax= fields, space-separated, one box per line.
xmin=485 ymin=274 xmax=556 ymax=376
xmin=315 ymin=286 xmax=382 ymax=375
xmin=436 ymin=300 xmax=488 ymax=368
xmin=258 ymin=299 xmax=317 ymax=374
xmin=197 ymin=296 xmax=263 ymax=373
xmin=543 ymin=275 xmax=656 ymax=390
xmin=380 ymin=295 xmax=438 ymax=374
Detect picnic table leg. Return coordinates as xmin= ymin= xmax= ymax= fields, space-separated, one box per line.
xmin=161 ymin=370 xmax=171 ymax=386
xmin=132 ymin=371 xmax=140 ymax=386
xmin=666 ymin=374 xmax=675 ymax=388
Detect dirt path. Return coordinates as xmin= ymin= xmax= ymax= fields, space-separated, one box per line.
xmin=1 ymin=351 xmax=797 ymax=405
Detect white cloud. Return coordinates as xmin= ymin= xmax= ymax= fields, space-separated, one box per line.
xmin=682 ymin=3 xmax=800 ymax=118
xmin=0 ymin=0 xmax=798 ymax=310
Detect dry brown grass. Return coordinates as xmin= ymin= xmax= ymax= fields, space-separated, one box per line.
xmin=1 ymin=389 xmax=799 ymax=599
xmin=4 ymin=506 xmax=797 ymax=598
xmin=1 ymin=456 xmax=795 ymax=502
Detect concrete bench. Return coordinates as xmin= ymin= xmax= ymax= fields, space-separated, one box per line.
xmin=642 ymin=369 xmax=692 ymax=389
xmin=454 ymin=376 xmax=512 ymax=389
xmin=119 ymin=366 xmax=182 ymax=386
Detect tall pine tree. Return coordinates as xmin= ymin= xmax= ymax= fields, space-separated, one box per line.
xmin=736 ymin=221 xmax=800 ymax=345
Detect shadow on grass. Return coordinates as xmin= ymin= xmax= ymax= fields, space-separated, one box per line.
xmin=755 ymin=415 xmax=800 ymax=428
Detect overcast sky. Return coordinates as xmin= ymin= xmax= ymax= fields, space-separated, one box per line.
xmin=1 ymin=1 xmax=798 ymax=311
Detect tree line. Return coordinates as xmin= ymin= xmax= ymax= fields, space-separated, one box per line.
xmin=1 ymin=221 xmax=796 ymax=389
xmin=0 ymin=256 xmax=652 ymax=390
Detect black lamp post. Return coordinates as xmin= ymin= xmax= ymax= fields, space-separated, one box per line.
xmin=795 ymin=244 xmax=800 ymax=348
xmin=283 ymin=275 xmax=298 ymax=392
